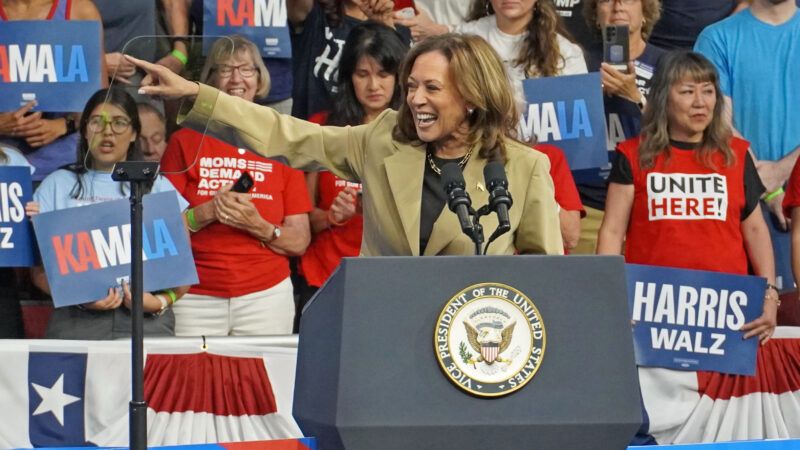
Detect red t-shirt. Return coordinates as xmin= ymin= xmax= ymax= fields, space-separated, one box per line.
xmin=300 ymin=171 xmax=363 ymax=287
xmin=783 ymin=158 xmax=800 ymax=218
xmin=533 ymin=143 xmax=585 ymax=216
xmin=618 ymin=136 xmax=750 ymax=274
xmin=161 ymin=129 xmax=312 ymax=297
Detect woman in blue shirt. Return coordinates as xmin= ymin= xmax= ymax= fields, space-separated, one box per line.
xmin=31 ymin=88 xmax=190 ymax=340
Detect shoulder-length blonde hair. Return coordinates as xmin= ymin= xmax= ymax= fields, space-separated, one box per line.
xmin=200 ymin=35 xmax=271 ymax=100
xmin=639 ymin=51 xmax=733 ymax=170
xmin=392 ymin=34 xmax=519 ymax=163
xmin=583 ymin=0 xmax=661 ymax=40
xmin=467 ymin=0 xmax=573 ymax=77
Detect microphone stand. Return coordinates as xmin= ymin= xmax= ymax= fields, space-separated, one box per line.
xmin=112 ymin=161 xmax=159 ymax=450
xmin=468 ymin=206 xmax=485 ymax=256
xmin=473 ymin=205 xmax=492 ymax=255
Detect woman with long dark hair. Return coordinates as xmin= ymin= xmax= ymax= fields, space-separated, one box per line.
xmin=597 ymin=51 xmax=779 ymax=343
xmin=298 ymin=21 xmax=408 ymax=312
xmin=287 ymin=0 xmax=411 ymax=119
xmin=30 ymin=88 xmax=189 ymax=339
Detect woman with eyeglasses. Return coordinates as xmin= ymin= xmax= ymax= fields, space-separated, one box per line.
xmin=160 ymin=36 xmax=312 ymax=337
xmin=573 ymin=0 xmax=665 ymax=254
xmin=29 ymin=88 xmax=190 ymax=340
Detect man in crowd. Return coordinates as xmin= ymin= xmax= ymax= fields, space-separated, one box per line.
xmin=695 ymin=0 xmax=800 ymax=229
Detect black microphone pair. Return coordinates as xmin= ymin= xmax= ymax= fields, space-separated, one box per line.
xmin=441 ymin=162 xmax=513 ymax=254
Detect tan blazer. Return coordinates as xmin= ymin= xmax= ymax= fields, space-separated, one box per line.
xmin=179 ymin=85 xmax=563 ymax=256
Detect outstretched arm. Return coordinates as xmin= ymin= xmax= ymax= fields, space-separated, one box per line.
xmin=128 ymin=55 xmax=370 ymax=183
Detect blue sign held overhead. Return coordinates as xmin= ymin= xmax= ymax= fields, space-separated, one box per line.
xmin=32 ymin=191 xmax=198 ymax=308
xmin=521 ymin=72 xmax=608 ymax=171
xmin=0 ymin=21 xmax=102 ymax=112
xmin=203 ymin=0 xmax=291 ymax=58
xmin=625 ymin=264 xmax=764 ymax=376
xmin=0 ymin=166 xmax=36 ymax=267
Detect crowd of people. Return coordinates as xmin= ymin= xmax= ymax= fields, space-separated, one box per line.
xmin=1 ymin=0 xmax=798 ymax=343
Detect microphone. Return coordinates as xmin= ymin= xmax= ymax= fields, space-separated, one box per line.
xmin=484 ymin=161 xmax=513 ymax=240
xmin=441 ymin=163 xmax=475 ymax=237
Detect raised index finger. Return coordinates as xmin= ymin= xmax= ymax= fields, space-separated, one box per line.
xmin=124 ymin=54 xmax=162 ymax=76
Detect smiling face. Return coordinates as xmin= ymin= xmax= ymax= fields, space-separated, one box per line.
xmin=596 ymin=0 xmax=644 ymax=38
xmin=352 ymin=55 xmax=396 ymax=122
xmin=666 ymin=77 xmax=717 ymax=143
xmin=85 ymin=103 xmax=136 ymax=171
xmin=406 ymin=51 xmax=471 ymax=151
xmin=213 ymin=50 xmax=259 ymax=102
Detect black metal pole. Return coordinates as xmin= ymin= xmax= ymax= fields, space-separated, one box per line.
xmin=129 ymin=179 xmax=147 ymax=450
xmin=112 ymin=161 xmax=157 ymax=450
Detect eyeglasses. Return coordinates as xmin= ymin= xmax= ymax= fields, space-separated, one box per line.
xmin=215 ymin=64 xmax=258 ymax=78
xmin=87 ymin=115 xmax=132 ymax=134
xmin=598 ymin=0 xmax=639 ymax=5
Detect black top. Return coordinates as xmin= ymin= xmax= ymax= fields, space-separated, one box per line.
xmin=554 ymin=0 xmax=597 ymax=57
xmin=290 ymin=5 xmax=411 ymax=119
xmin=419 ymin=154 xmax=462 ymax=254
xmin=608 ymin=140 xmax=765 ymax=220
xmin=648 ymin=0 xmax=739 ymax=50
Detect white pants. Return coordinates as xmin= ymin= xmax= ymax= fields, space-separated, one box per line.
xmin=173 ymin=277 xmax=295 ymax=336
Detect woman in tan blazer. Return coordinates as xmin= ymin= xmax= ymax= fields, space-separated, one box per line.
xmin=129 ymin=34 xmax=563 ymax=256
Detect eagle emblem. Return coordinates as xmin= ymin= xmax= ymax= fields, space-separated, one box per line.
xmin=464 ymin=320 xmax=516 ymax=365
xmin=460 ymin=306 xmax=518 ymax=367
xmin=434 ymin=283 xmax=546 ymax=397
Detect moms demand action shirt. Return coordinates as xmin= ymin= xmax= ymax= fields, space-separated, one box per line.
xmin=161 ymin=129 xmax=311 ymax=297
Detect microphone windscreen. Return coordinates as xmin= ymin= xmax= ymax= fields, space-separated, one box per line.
xmin=483 ymin=161 xmax=507 ymax=188
xmin=441 ymin=162 xmax=466 ymax=193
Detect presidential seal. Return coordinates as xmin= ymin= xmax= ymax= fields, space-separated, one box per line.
xmin=434 ymin=282 xmax=546 ymax=397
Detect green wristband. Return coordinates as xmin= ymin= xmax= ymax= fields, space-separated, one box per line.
xmin=186 ymin=208 xmax=199 ymax=232
xmin=164 ymin=289 xmax=178 ymax=304
xmin=171 ymin=48 xmax=188 ymax=65
xmin=155 ymin=288 xmax=178 ymax=304
xmin=765 ymin=187 xmax=784 ymax=201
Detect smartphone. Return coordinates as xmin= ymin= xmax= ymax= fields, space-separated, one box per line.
xmin=602 ymin=25 xmax=630 ymax=73
xmin=231 ymin=171 xmax=254 ymax=193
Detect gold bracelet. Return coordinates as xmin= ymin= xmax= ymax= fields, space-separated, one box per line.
xmin=764 ymin=290 xmax=781 ymax=308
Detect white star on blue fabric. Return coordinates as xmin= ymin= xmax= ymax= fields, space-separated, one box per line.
xmin=31 ymin=374 xmax=81 ymax=426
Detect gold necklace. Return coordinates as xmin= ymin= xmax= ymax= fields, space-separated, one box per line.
xmin=426 ymin=146 xmax=474 ymax=176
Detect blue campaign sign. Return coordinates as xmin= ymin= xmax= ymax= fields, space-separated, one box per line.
xmin=0 ymin=166 xmax=35 ymax=266
xmin=32 ymin=191 xmax=198 ymax=308
xmin=203 ymin=0 xmax=291 ymax=59
xmin=625 ymin=264 xmax=764 ymax=376
xmin=0 ymin=21 xmax=102 ymax=112
xmin=520 ymin=72 xmax=608 ymax=171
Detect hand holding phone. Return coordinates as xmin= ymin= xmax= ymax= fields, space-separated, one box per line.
xmin=231 ymin=171 xmax=254 ymax=193
xmin=603 ymin=25 xmax=630 ymax=73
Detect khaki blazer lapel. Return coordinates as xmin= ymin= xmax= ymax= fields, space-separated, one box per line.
xmin=385 ymin=142 xmax=426 ymax=256
xmin=424 ymin=147 xmax=490 ymax=256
